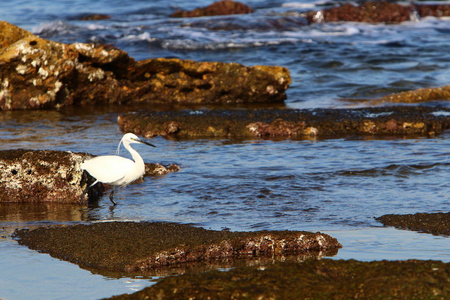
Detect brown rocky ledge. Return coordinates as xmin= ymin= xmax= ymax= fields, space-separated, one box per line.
xmin=118 ymin=106 xmax=450 ymax=139
xmin=14 ymin=222 xmax=341 ymax=276
xmin=0 ymin=21 xmax=290 ymax=110
xmin=0 ymin=149 xmax=178 ymax=204
xmin=307 ymin=1 xmax=450 ymax=24
xmin=171 ymin=1 xmax=450 ymax=26
xmin=170 ymin=0 xmax=252 ymax=18
xmin=107 ymin=259 xmax=450 ymax=299
xmin=377 ymin=212 xmax=450 ymax=237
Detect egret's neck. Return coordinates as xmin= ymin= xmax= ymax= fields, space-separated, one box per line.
xmin=125 ymin=142 xmax=145 ymax=170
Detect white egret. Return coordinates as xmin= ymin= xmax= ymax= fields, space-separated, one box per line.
xmin=81 ymin=133 xmax=156 ymax=205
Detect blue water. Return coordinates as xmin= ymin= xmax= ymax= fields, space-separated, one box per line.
xmin=0 ymin=1 xmax=449 ymax=299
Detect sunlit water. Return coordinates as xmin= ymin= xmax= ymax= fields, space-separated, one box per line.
xmin=0 ymin=0 xmax=449 ymax=299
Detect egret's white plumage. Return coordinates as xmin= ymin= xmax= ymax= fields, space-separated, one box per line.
xmin=81 ymin=133 xmax=155 ymax=205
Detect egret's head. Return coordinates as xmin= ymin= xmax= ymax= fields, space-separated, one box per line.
xmin=123 ymin=133 xmax=141 ymax=143
xmin=120 ymin=133 xmax=156 ymax=151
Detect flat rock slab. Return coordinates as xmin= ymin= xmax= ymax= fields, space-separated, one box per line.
xmin=0 ymin=149 xmax=178 ymax=204
xmin=14 ymin=221 xmax=341 ymax=276
xmin=118 ymin=106 xmax=450 ymax=139
xmin=377 ymin=212 xmax=450 ymax=237
xmin=108 ymin=259 xmax=450 ymax=299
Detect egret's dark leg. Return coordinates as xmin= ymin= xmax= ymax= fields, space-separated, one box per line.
xmin=109 ymin=188 xmax=117 ymax=205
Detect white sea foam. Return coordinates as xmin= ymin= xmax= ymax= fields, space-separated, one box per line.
xmin=431 ymin=111 xmax=450 ymax=117
xmin=282 ymin=1 xmax=329 ymax=9
xmin=32 ymin=20 xmax=76 ymax=36
xmin=282 ymin=2 xmax=317 ymax=9
xmin=365 ymin=112 xmax=394 ymax=118
xmin=85 ymin=23 xmax=108 ymax=31
xmin=121 ymin=31 xmax=155 ymax=42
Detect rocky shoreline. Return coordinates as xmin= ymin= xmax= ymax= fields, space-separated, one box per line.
xmin=1 ymin=3 xmax=449 ymax=298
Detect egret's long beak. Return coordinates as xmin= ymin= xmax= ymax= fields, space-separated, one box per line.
xmin=135 ymin=138 xmax=156 ymax=147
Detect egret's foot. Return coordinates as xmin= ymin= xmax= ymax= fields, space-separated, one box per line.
xmin=109 ymin=190 xmax=117 ymax=205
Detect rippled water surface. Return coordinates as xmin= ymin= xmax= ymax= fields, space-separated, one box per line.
xmin=1 ymin=0 xmax=449 ymax=299
xmin=1 ymin=108 xmax=449 ymax=299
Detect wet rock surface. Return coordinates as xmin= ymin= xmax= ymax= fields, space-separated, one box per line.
xmin=107 ymin=259 xmax=450 ymax=299
xmin=0 ymin=149 xmax=179 ymax=204
xmin=14 ymin=221 xmax=342 ymax=276
xmin=377 ymin=212 xmax=450 ymax=237
xmin=0 ymin=21 xmax=290 ymax=110
xmin=118 ymin=106 xmax=450 ymax=139
xmin=170 ymin=0 xmax=252 ymax=18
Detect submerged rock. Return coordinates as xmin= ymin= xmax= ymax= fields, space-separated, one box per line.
xmin=76 ymin=14 xmax=111 ymax=21
xmin=0 ymin=21 xmax=290 ymax=110
xmin=376 ymin=212 xmax=450 ymax=237
xmin=14 ymin=222 xmax=342 ymax=276
xmin=366 ymin=85 xmax=450 ymax=106
xmin=0 ymin=149 xmax=179 ymax=204
xmin=170 ymin=0 xmax=252 ymax=18
xmin=107 ymin=259 xmax=450 ymax=299
xmin=118 ymin=106 xmax=450 ymax=139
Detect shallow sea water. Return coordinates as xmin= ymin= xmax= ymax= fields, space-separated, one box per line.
xmin=0 ymin=0 xmax=449 ymax=299
xmin=0 ymin=108 xmax=449 ymax=299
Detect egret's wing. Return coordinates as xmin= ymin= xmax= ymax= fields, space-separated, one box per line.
xmin=81 ymin=155 xmax=134 ymax=184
